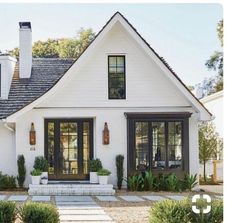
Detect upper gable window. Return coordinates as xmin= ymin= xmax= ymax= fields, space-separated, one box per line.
xmin=108 ymin=56 xmax=126 ymax=99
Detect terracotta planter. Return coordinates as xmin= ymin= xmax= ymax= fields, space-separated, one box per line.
xmin=90 ymin=172 xmax=98 ymax=184
xmin=98 ymin=175 xmax=109 ymax=185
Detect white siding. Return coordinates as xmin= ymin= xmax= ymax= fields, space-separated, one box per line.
xmin=0 ymin=122 xmax=16 ymax=176
xmin=39 ymin=22 xmax=190 ymax=108
xmin=16 ymin=107 xmax=197 ymax=187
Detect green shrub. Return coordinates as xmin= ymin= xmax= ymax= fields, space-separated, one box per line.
xmin=30 ymin=169 xmax=42 ymax=176
xmin=0 ymin=172 xmax=16 ymax=190
xmin=33 ymin=156 xmax=49 ymax=172
xmin=97 ymin=168 xmax=111 ymax=176
xmin=88 ymin=159 xmax=102 ymax=172
xmin=150 ymin=199 xmax=190 ymax=223
xmin=126 ymin=174 xmax=144 ymax=191
xmin=143 ymin=171 xmax=155 ymax=191
xmin=183 ymin=174 xmax=197 ymax=191
xmin=165 ymin=173 xmax=181 ymax=192
xmin=20 ymin=202 xmax=59 ymax=223
xmin=150 ymin=198 xmax=223 ymax=223
xmin=17 ymin=154 xmax=26 ymax=188
xmin=0 ymin=201 xmax=17 ymax=223
xmin=116 ymin=155 xmax=124 ymax=190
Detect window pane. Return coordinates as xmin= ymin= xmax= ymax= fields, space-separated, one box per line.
xmin=135 ymin=122 xmax=149 ymax=171
xmin=168 ymin=122 xmax=182 ymax=169
xmin=83 ymin=122 xmax=90 ymax=174
xmin=152 ymin=122 xmax=166 ymax=169
xmin=117 ymin=56 xmax=124 ymax=66
xmin=48 ymin=122 xmax=54 ymax=136
xmin=108 ymin=56 xmax=125 ymax=99
xmin=109 ymin=57 xmax=116 ymax=66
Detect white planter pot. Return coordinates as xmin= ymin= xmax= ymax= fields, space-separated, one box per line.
xmin=98 ymin=175 xmax=109 ymax=185
xmin=31 ymin=175 xmax=41 ymax=185
xmin=41 ymin=172 xmax=48 ymax=184
xmin=41 ymin=179 xmax=48 ymax=185
xmin=41 ymin=172 xmax=48 ymax=178
xmin=90 ymin=172 xmax=98 ymax=184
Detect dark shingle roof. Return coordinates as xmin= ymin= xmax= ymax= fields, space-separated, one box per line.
xmin=0 ymin=58 xmax=74 ymax=119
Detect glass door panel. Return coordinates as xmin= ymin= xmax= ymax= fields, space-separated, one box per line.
xmin=45 ymin=119 xmax=93 ymax=180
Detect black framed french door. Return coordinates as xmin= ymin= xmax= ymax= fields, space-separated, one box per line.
xmin=45 ymin=119 xmax=93 ymax=180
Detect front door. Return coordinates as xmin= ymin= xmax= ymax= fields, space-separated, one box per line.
xmin=45 ymin=119 xmax=93 ymax=180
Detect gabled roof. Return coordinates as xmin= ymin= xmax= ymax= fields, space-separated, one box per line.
xmin=0 ymin=59 xmax=74 ymax=119
xmin=3 ymin=12 xmax=212 ymax=122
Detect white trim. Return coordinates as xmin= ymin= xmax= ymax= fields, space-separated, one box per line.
xmin=200 ymin=90 xmax=223 ymax=104
xmin=5 ymin=12 xmax=212 ymax=122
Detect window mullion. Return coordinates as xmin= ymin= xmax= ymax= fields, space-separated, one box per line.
xmin=165 ymin=121 xmax=169 ymax=169
xmin=149 ymin=121 xmax=153 ymax=171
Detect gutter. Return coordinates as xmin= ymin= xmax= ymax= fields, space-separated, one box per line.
xmin=1 ymin=119 xmax=15 ymax=132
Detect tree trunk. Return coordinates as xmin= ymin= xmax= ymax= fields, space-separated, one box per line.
xmin=203 ymin=160 xmax=207 ymax=182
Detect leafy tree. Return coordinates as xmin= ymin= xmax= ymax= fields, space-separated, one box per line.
xmin=204 ymin=19 xmax=223 ymax=94
xmin=199 ymin=122 xmax=223 ymax=182
xmin=7 ymin=28 xmax=95 ymax=58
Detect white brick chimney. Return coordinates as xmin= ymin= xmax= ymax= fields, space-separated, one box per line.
xmin=19 ymin=22 xmax=32 ymax=78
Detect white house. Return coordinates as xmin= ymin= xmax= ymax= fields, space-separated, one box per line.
xmin=0 ymin=12 xmax=212 ymax=191
xmin=200 ymin=90 xmax=223 ymax=138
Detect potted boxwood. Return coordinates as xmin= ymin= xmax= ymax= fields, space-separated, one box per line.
xmin=30 ymin=169 xmax=42 ymax=185
xmin=88 ymin=159 xmax=102 ymax=184
xmin=34 ymin=156 xmax=49 ymax=184
xmin=97 ymin=168 xmax=111 ymax=185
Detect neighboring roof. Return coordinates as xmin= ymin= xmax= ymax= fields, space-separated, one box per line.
xmin=3 ymin=12 xmax=212 ymax=121
xmin=201 ymin=90 xmax=223 ymax=104
xmin=0 ymin=58 xmax=74 ymax=119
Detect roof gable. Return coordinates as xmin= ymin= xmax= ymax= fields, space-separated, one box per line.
xmin=5 ymin=12 xmax=212 ymax=122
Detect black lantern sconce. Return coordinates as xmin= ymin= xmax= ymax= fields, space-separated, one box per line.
xmin=103 ymin=122 xmax=110 ymax=145
xmin=29 ymin=123 xmax=36 ymax=145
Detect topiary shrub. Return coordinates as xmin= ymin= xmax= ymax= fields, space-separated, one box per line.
xmin=20 ymin=202 xmax=59 ymax=223
xmin=150 ymin=198 xmax=223 ymax=223
xmin=33 ymin=156 xmax=49 ymax=172
xmin=0 ymin=201 xmax=17 ymax=223
xmin=17 ymin=154 xmax=26 ymax=188
xmin=116 ymin=155 xmax=124 ymax=190
xmin=0 ymin=172 xmax=16 ymax=190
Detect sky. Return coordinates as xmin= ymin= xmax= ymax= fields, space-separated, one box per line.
xmin=0 ymin=3 xmax=222 ymax=86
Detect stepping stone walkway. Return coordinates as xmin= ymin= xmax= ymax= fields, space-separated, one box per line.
xmin=142 ymin=195 xmax=166 ymax=201
xmin=31 ymin=195 xmax=51 ymax=202
xmin=55 ymin=196 xmax=114 ymax=223
xmin=165 ymin=195 xmax=186 ymax=201
xmin=119 ymin=196 xmax=145 ymax=202
xmin=0 ymin=195 xmax=6 ymax=200
xmin=8 ymin=195 xmax=28 ymax=202
xmin=96 ymin=196 xmax=119 ymax=202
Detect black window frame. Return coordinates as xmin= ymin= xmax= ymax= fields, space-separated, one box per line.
xmin=108 ymin=55 xmax=126 ymax=100
xmin=126 ymin=113 xmax=191 ymax=177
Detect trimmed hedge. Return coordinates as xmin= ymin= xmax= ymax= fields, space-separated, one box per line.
xmin=0 ymin=201 xmax=17 ymax=223
xmin=149 ymin=198 xmax=223 ymax=223
xmin=0 ymin=172 xmax=16 ymax=190
xmin=20 ymin=202 xmax=59 ymax=223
